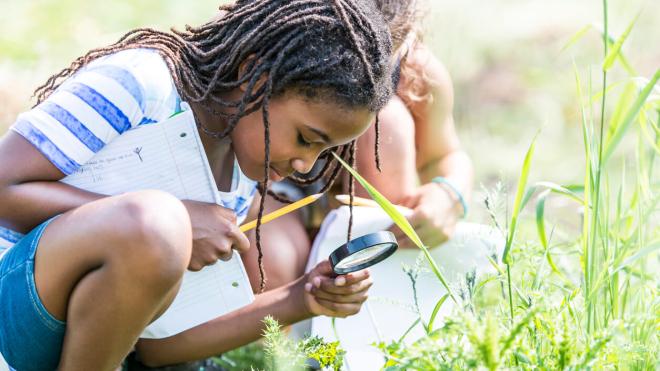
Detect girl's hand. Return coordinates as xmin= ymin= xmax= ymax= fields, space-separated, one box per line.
xmin=391 ymin=182 xmax=463 ymax=249
xmin=302 ymin=260 xmax=372 ymax=318
xmin=182 ymin=200 xmax=250 ymax=271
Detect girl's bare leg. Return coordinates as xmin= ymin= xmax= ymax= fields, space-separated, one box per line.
xmin=32 ymin=190 xmax=193 ymax=371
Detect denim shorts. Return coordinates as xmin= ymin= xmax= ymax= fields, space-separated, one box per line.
xmin=0 ymin=218 xmax=65 ymax=371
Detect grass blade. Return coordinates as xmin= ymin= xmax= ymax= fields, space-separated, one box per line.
xmin=535 ymin=190 xmax=574 ymax=286
xmin=536 ymin=189 xmax=551 ymax=251
xmin=331 ymin=152 xmax=457 ymax=303
xmin=591 ymin=23 xmax=637 ymax=75
xmin=560 ymin=24 xmax=592 ymax=53
xmin=427 ymin=293 xmax=450 ymax=333
xmin=502 ymin=134 xmax=538 ymax=264
xmin=602 ymin=69 xmax=660 ymax=165
xmin=611 ymin=240 xmax=660 ymax=274
xmin=602 ymin=14 xmax=639 ymax=71
xmin=534 ymin=181 xmax=584 ymax=204
xmin=606 ymin=81 xmax=637 ymax=141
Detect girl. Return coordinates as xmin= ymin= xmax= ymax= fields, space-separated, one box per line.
xmin=357 ymin=0 xmax=473 ymax=248
xmin=0 ymin=0 xmax=394 ymax=370
xmin=244 ymin=0 xmax=474 ymax=292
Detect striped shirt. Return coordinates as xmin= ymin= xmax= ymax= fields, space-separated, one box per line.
xmin=0 ymin=48 xmax=256 ymax=254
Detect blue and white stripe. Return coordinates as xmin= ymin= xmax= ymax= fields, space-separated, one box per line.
xmin=217 ymin=159 xmax=258 ymax=225
xmin=0 ymin=226 xmax=23 ymax=258
xmin=11 ymin=48 xmax=175 ymax=176
xmin=4 ymin=48 xmax=258 ymax=251
xmin=12 ymin=119 xmax=82 ymax=175
xmin=85 ymin=64 xmax=146 ymax=111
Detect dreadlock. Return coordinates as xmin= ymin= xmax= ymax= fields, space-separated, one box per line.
xmin=33 ymin=0 xmax=393 ymax=292
xmin=375 ymin=0 xmax=435 ymax=105
xmin=374 ymin=0 xmax=421 ymax=50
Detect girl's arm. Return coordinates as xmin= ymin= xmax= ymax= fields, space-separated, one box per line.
xmin=0 ymin=131 xmax=250 ymax=270
xmin=135 ymin=261 xmax=372 ymax=366
xmin=404 ymin=44 xmax=473 ymax=194
xmin=0 ymin=132 xmax=102 ymax=233
xmin=355 ymin=43 xmax=473 ymax=248
xmin=396 ymin=44 xmax=474 ymax=248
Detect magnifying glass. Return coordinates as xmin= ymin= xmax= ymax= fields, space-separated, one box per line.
xmin=329 ymin=231 xmax=399 ymax=275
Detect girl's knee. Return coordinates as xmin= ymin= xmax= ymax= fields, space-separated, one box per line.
xmin=105 ymin=191 xmax=192 ymax=284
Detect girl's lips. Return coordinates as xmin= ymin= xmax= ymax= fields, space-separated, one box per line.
xmin=268 ymin=166 xmax=285 ymax=181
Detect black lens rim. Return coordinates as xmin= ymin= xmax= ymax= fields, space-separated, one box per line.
xmin=329 ymin=231 xmax=399 ymax=275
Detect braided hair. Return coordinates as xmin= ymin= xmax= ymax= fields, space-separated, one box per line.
xmin=374 ymin=0 xmax=421 ymax=50
xmin=33 ymin=0 xmax=394 ymax=291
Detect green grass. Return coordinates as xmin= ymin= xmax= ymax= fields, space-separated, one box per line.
xmin=373 ymin=1 xmax=660 ymax=369
xmin=0 ymin=1 xmax=658 ymax=369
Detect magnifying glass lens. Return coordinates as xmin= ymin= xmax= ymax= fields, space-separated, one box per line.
xmin=330 ymin=231 xmax=399 ymax=274
xmin=335 ymin=243 xmax=392 ymax=270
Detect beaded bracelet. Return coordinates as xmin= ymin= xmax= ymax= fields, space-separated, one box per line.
xmin=431 ymin=176 xmax=468 ymax=218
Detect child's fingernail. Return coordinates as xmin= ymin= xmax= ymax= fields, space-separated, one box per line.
xmin=335 ymin=276 xmax=346 ymax=286
xmin=305 ymin=283 xmax=312 ymax=292
xmin=314 ymin=277 xmax=322 ymax=288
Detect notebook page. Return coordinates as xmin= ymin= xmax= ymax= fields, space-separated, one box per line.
xmin=62 ymin=111 xmax=213 ymax=202
xmin=61 ymin=110 xmax=254 ymax=339
xmin=141 ymin=252 xmax=254 ymax=338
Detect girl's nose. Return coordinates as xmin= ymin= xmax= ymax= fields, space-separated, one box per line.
xmin=291 ymin=157 xmax=315 ymax=175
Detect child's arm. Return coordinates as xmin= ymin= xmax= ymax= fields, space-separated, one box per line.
xmin=0 ymin=131 xmax=103 ymax=232
xmin=403 ymin=44 xmax=472 ymax=194
xmin=0 ymin=50 xmax=174 ymax=233
xmin=396 ymin=44 xmax=473 ymax=248
xmin=356 ymin=43 xmax=473 ymax=248
xmin=134 ymin=261 xmax=371 ymax=366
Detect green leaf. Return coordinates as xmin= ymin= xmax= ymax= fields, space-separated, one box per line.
xmin=606 ymin=81 xmax=637 ymax=142
xmin=534 ymin=181 xmax=584 ymax=204
xmin=331 ymin=152 xmax=457 ymax=302
xmin=522 ymin=181 xmax=584 ymax=211
xmin=611 ymin=240 xmax=660 ymax=274
xmin=502 ymin=134 xmax=538 ymax=264
xmin=535 ymin=190 xmax=574 ymax=286
xmin=535 ymin=189 xmax=551 ymax=251
xmin=396 ymin=318 xmax=421 ymax=344
xmin=602 ymin=14 xmax=639 ymax=71
xmin=602 ymin=69 xmax=660 ymax=165
xmin=592 ymin=22 xmax=637 ymax=75
xmin=560 ymin=24 xmax=592 ymax=53
xmin=427 ymin=293 xmax=450 ymax=333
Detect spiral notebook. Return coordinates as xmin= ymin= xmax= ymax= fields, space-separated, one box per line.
xmin=61 ymin=109 xmax=254 ymax=339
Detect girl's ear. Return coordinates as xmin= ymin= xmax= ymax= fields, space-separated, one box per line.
xmin=238 ymin=55 xmax=268 ymax=94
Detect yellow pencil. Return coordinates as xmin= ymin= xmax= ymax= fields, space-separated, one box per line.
xmin=334 ymin=194 xmax=380 ymax=208
xmin=335 ymin=194 xmax=413 ymax=214
xmin=239 ymin=193 xmax=323 ymax=232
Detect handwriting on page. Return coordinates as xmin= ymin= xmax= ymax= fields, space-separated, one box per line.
xmin=63 ymin=114 xmax=214 ymax=203
xmin=61 ymin=111 xmax=255 ymax=339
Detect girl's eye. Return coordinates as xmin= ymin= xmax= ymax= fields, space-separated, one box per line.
xmin=297 ymin=132 xmax=312 ymax=148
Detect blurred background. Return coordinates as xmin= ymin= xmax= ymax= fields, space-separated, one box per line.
xmin=1 ymin=0 xmax=658 ymax=222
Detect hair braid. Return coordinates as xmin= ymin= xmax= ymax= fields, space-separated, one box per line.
xmin=32 ymin=0 xmax=394 ymax=290
xmin=375 ymin=114 xmax=382 ymax=172
xmin=346 ymin=141 xmax=357 ymax=243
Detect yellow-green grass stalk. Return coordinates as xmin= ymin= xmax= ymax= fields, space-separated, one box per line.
xmin=577 ymin=0 xmax=660 ymax=334
xmin=331 ymin=152 xmax=457 ymax=303
xmin=500 ymin=134 xmax=537 ymax=324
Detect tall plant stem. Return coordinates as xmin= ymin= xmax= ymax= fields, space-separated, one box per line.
xmin=588 ymin=0 xmax=609 ymax=334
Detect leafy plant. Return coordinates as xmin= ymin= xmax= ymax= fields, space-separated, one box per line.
xmin=263 ymin=316 xmax=345 ymax=371
xmin=372 ymin=0 xmax=660 ymax=369
xmin=332 ymin=152 xmax=457 ymax=303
